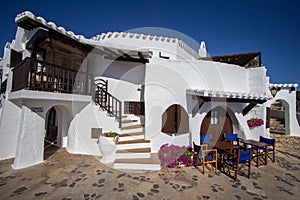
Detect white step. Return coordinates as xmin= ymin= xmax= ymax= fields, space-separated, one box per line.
xmin=121 ymin=122 xmax=141 ymax=128
xmin=122 ymin=127 xmax=144 ymax=133
xmin=115 ymin=152 xmax=151 ymax=159
xmin=117 ymin=142 xmax=150 ymax=150
xmin=118 ymin=135 xmax=144 ymax=141
xmin=113 ymin=163 xmax=161 ymax=171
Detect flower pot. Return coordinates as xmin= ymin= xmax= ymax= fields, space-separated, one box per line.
xmin=98 ymin=136 xmax=116 ymax=163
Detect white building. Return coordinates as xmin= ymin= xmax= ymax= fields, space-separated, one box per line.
xmin=0 ymin=11 xmax=299 ymax=170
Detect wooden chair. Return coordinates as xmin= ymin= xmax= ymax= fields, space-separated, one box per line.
xmin=193 ymin=142 xmax=218 ymax=174
xmin=223 ymin=148 xmax=252 ymax=180
xmin=259 ymin=136 xmax=275 ymax=162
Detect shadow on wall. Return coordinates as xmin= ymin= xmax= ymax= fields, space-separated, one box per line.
xmin=102 ymin=61 xmax=145 ymax=85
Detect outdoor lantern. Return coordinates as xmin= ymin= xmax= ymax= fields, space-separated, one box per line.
xmin=270 ymin=87 xmax=278 ymax=97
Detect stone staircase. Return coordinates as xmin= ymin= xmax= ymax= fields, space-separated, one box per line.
xmin=270 ymin=118 xmax=285 ymax=134
xmin=113 ymin=115 xmax=161 ymax=171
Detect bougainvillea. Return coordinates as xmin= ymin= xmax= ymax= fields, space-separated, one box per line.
xmin=247 ymin=118 xmax=264 ymax=128
xmin=158 ymin=144 xmax=194 ymax=168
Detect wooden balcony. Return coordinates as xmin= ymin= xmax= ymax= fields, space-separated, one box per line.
xmin=12 ymin=58 xmax=94 ymax=95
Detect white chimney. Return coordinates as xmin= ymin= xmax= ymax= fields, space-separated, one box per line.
xmin=198 ymin=41 xmax=207 ymax=57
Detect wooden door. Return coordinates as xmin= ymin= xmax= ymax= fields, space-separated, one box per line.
xmin=46 ymin=107 xmax=58 ymax=144
xmin=162 ymin=104 xmax=188 ymax=134
xmin=133 ymin=102 xmax=145 ymax=115
xmin=200 ymin=107 xmax=233 ymax=141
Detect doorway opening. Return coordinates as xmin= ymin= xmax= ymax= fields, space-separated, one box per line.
xmin=44 ymin=107 xmax=59 ymax=159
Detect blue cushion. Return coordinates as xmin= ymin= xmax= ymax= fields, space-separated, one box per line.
xmin=259 ymin=136 xmax=275 ymax=145
xmin=200 ymin=135 xmax=211 ymax=144
xmin=225 ymin=150 xmax=251 ymax=164
xmin=225 ymin=133 xmax=237 ymax=142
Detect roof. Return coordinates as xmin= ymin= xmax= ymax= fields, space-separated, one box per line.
xmin=15 ymin=11 xmax=151 ymax=64
xmin=15 ymin=11 xmax=198 ymax=60
xmin=199 ymin=52 xmax=261 ymax=67
xmin=269 ymin=83 xmax=298 ymax=88
xmin=187 ymin=89 xmax=272 ymax=103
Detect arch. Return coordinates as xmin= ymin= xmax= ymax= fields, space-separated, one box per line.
xmin=44 ymin=107 xmax=59 ymax=159
xmin=44 ymin=104 xmax=72 ymax=159
xmin=161 ymin=104 xmax=189 ymax=134
xmin=200 ymin=106 xmax=234 ymax=141
xmin=269 ymin=99 xmax=290 ymax=135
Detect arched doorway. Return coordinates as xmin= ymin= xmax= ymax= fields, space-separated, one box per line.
xmin=269 ymin=100 xmax=289 ymax=135
xmin=44 ymin=107 xmax=59 ymax=159
xmin=200 ymin=107 xmax=233 ymax=141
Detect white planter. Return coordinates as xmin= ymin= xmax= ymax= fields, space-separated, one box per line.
xmin=98 ymin=136 xmax=117 ymax=163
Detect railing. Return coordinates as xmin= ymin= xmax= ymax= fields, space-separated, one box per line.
xmin=12 ymin=58 xmax=94 ymax=95
xmin=94 ymin=78 xmax=122 ymax=128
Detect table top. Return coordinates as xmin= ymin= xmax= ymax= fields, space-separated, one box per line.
xmin=240 ymin=139 xmax=268 ymax=148
xmin=213 ymin=141 xmax=240 ymax=150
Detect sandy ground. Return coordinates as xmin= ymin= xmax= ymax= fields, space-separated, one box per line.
xmin=0 ymin=146 xmax=299 ymax=200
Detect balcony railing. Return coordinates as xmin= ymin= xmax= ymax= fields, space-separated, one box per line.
xmin=12 ymin=58 xmax=94 ymax=95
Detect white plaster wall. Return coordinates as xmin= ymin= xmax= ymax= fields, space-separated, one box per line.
xmin=0 ymin=99 xmax=22 ymax=160
xmin=248 ymin=67 xmax=268 ymax=95
xmin=144 ymin=58 xmax=262 ymax=150
xmin=87 ymin=53 xmax=145 ymax=104
xmin=67 ymin=102 xmax=121 ymax=156
xmin=12 ymin=105 xmax=45 ymax=169
xmin=265 ymin=89 xmax=300 ymax=136
xmin=245 ymin=103 xmax=269 ymax=139
xmin=145 ymin=59 xmax=266 ymax=150
xmin=147 ymin=59 xmax=251 ymax=93
xmin=0 ymin=47 xmax=23 ymax=160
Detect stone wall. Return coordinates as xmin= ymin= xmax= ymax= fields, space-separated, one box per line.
xmin=270 ymin=133 xmax=300 ymax=150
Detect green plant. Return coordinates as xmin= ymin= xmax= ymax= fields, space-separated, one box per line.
xmin=97 ymin=131 xmax=120 ymax=144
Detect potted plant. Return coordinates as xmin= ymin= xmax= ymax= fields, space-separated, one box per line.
xmin=97 ymin=131 xmax=119 ymax=163
xmin=247 ymin=118 xmax=264 ymax=128
xmin=158 ymin=144 xmax=194 ymax=168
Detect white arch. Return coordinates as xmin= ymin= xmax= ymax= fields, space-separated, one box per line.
xmin=45 ymin=104 xmax=72 ymax=148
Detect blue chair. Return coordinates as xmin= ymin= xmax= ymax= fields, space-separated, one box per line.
xmin=193 ymin=142 xmax=218 ymax=174
xmin=200 ymin=134 xmax=212 ymax=144
xmin=223 ymin=148 xmax=252 ymax=180
xmin=259 ymin=136 xmax=275 ymax=162
xmin=224 ymin=133 xmax=241 ymax=147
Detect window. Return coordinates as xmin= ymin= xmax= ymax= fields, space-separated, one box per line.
xmin=161 ymin=104 xmax=189 ymax=134
xmin=124 ymin=102 xmax=134 ymax=114
xmin=210 ymin=110 xmax=218 ymax=125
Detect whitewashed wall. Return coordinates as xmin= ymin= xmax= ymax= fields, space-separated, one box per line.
xmin=265 ymin=88 xmax=300 ymax=136
xmin=144 ymin=58 xmax=266 ymax=151
xmin=67 ymin=102 xmax=121 ymax=156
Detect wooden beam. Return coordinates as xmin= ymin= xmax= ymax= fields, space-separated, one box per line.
xmin=192 ymin=96 xmax=205 ymax=117
xmin=117 ymin=49 xmax=133 ymax=60
xmin=242 ymin=103 xmax=257 ymax=116
xmin=102 ymin=47 xmax=121 ymax=57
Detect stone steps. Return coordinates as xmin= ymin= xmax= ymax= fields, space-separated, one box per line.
xmin=114 ymin=153 xmax=161 ymax=171
xmin=115 ymin=148 xmax=151 ymax=159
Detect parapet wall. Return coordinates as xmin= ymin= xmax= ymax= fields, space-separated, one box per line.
xmin=270 ymin=133 xmax=300 ymax=150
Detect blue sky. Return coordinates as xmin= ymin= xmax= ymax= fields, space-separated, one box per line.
xmin=0 ymin=0 xmax=299 ymax=87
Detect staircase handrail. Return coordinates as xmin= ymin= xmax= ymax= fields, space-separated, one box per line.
xmin=94 ymin=79 xmax=122 ymax=128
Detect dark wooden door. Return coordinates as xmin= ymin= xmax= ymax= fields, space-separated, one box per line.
xmin=46 ymin=107 xmax=58 ymax=144
xmin=133 ymin=102 xmax=145 ymax=115
xmin=200 ymin=107 xmax=233 ymax=141
xmin=162 ymin=104 xmax=188 ymax=134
